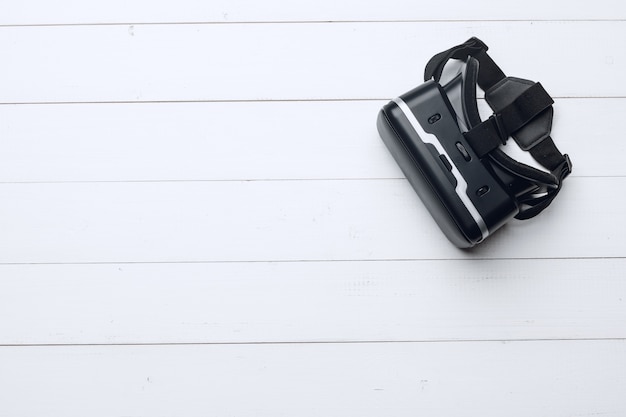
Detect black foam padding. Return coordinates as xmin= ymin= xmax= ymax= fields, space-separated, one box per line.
xmin=486 ymin=77 xmax=553 ymax=150
xmin=461 ymin=56 xmax=482 ymax=128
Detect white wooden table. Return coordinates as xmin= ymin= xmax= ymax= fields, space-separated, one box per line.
xmin=1 ymin=1 xmax=625 ymax=415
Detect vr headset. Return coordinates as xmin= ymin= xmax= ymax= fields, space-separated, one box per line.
xmin=377 ymin=37 xmax=572 ymax=248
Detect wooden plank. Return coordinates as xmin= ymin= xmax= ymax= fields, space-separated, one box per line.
xmin=2 ymin=0 xmax=624 ymax=25
xmin=0 ymin=21 xmax=624 ymax=103
xmin=0 ymin=177 xmax=620 ymax=263
xmin=0 ymin=100 xmax=399 ymax=182
xmin=0 ymin=98 xmax=616 ymax=183
xmin=0 ymin=341 xmax=624 ymax=416
xmin=0 ymin=259 xmax=624 ymax=345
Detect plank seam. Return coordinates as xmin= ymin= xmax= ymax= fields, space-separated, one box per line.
xmin=0 ymin=256 xmax=624 ymax=266
xmin=0 ymin=174 xmax=614 ymax=185
xmin=1 ymin=19 xmax=625 ymax=29
xmin=1 ymin=97 xmax=624 ymax=106
xmin=1 ymin=338 xmax=625 ymax=348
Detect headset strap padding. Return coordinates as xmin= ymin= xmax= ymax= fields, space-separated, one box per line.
xmin=464 ymin=82 xmax=554 ymax=157
xmin=425 ymin=37 xmax=572 ymax=219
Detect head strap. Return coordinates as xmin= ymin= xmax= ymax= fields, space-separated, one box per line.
xmin=424 ymin=37 xmax=505 ymax=91
xmin=425 ymin=37 xmax=572 ymax=219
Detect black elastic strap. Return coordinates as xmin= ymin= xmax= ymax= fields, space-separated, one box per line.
xmin=474 ymin=49 xmax=506 ymax=91
xmin=464 ymin=83 xmax=553 ymax=158
xmin=427 ymin=37 xmax=572 ymax=219
xmin=424 ymin=37 xmax=487 ymax=82
xmin=424 ymin=37 xmax=506 ymax=91
xmin=529 ymin=137 xmax=567 ymax=172
xmin=489 ymin=148 xmax=558 ymax=188
xmin=515 ymin=191 xmax=559 ymax=220
xmin=514 ymin=154 xmax=572 ymax=219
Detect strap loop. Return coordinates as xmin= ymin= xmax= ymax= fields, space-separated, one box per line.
xmin=463 ymin=115 xmax=507 ymax=158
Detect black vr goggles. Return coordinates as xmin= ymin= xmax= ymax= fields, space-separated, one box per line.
xmin=377 ymin=37 xmax=572 ymax=248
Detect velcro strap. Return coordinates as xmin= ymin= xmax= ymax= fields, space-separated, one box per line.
xmin=498 ymin=83 xmax=553 ymax=132
xmin=463 ymin=116 xmax=506 ymax=158
xmin=464 ymin=82 xmax=553 ymax=157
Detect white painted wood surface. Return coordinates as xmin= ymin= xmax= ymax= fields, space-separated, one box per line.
xmin=1 ymin=341 xmax=624 ymax=417
xmin=1 ymin=259 xmax=625 ymax=345
xmin=0 ymin=99 xmax=621 ymax=182
xmin=1 ymin=1 xmax=625 ymax=416
xmin=2 ymin=0 xmax=624 ymax=24
xmin=0 ymin=21 xmax=624 ymax=102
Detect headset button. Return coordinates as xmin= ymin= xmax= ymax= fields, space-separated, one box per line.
xmin=439 ymin=154 xmax=453 ymax=171
xmin=455 ymin=142 xmax=471 ymax=161
xmin=477 ymin=186 xmax=490 ymax=197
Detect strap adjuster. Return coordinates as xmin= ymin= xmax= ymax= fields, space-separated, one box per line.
xmin=559 ymin=154 xmax=573 ymax=180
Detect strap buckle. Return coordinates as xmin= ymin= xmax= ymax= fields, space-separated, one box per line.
xmin=559 ymin=154 xmax=573 ymax=180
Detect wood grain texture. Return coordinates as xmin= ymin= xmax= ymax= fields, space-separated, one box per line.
xmin=0 ymin=177 xmax=620 ymax=264
xmin=2 ymin=2 xmax=624 ymax=415
xmin=0 ymin=259 xmax=624 ymax=345
xmin=2 ymin=0 xmax=624 ymax=25
xmin=0 ymin=98 xmax=618 ymax=183
xmin=0 ymin=21 xmax=624 ymax=103
xmin=1 ymin=341 xmax=625 ymax=417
